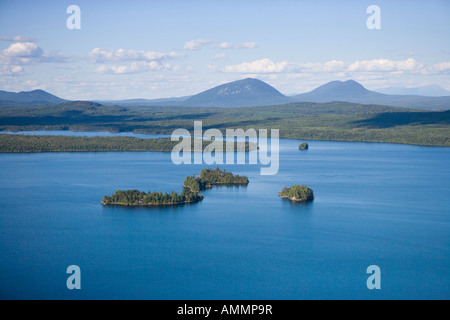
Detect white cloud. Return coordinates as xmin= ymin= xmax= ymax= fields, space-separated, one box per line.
xmin=183 ymin=39 xmax=214 ymax=50
xmin=1 ymin=42 xmax=69 ymax=64
xmin=0 ymin=42 xmax=69 ymax=76
xmin=0 ymin=65 xmax=24 ymax=76
xmin=223 ymin=58 xmax=289 ymax=73
xmin=217 ymin=42 xmax=233 ymax=49
xmin=88 ymin=47 xmax=184 ymax=75
xmin=298 ymin=60 xmax=346 ymax=73
xmin=429 ymin=61 xmax=450 ymax=73
xmin=207 ymin=65 xmax=219 ymax=72
xmin=217 ymin=42 xmax=257 ymax=49
xmin=213 ymin=53 xmax=227 ymax=59
xmin=88 ymin=48 xmax=183 ymax=63
xmin=348 ymin=58 xmax=423 ymax=72
xmin=3 ymin=42 xmax=43 ymax=58
xmin=94 ymin=61 xmax=173 ymax=74
xmin=222 ymin=58 xmax=448 ymax=76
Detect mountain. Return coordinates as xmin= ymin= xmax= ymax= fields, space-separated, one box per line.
xmin=375 ymin=85 xmax=450 ymax=97
xmin=293 ymin=80 xmax=373 ymax=102
xmin=0 ymin=89 xmax=67 ymax=106
xmin=292 ymin=80 xmax=450 ymax=110
xmin=181 ymin=78 xmax=292 ymax=108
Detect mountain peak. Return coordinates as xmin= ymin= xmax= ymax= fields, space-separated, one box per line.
xmin=0 ymin=89 xmax=66 ymax=105
xmin=182 ymin=78 xmax=291 ymax=107
xmin=293 ymin=79 xmax=372 ymax=103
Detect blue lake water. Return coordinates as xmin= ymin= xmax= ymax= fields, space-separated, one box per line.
xmin=0 ymin=135 xmax=449 ymax=299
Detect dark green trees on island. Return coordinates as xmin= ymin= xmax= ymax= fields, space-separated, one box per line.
xmin=101 ymin=167 xmax=249 ymax=207
xmin=101 ymin=188 xmax=203 ymax=206
xmin=298 ymin=142 xmax=309 ymax=150
xmin=278 ymin=185 xmax=314 ymax=202
xmin=183 ymin=167 xmax=249 ymax=192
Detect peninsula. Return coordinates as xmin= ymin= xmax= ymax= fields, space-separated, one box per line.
xmin=0 ymin=134 xmax=257 ymax=153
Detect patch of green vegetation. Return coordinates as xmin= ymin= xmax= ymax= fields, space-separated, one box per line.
xmin=278 ymin=185 xmax=314 ymax=202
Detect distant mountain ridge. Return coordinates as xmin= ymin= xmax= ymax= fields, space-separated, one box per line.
xmin=1 ymin=79 xmax=450 ymax=110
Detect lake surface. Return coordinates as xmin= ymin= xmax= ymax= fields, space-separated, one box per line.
xmin=0 ymin=135 xmax=449 ymax=299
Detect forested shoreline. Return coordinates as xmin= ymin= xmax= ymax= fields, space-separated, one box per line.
xmin=0 ymin=101 xmax=449 ymax=147
xmin=0 ymin=134 xmax=257 ymax=153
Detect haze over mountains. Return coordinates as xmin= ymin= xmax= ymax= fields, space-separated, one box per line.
xmin=1 ymin=79 xmax=450 ymax=110
xmin=375 ymin=85 xmax=450 ymax=97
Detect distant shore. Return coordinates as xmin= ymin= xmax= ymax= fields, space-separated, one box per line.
xmin=0 ymin=134 xmax=257 ymax=153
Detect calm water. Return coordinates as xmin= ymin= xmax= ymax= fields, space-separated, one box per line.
xmin=0 ymin=137 xmax=449 ymax=299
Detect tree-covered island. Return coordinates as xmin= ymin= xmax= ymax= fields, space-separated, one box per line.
xmin=298 ymin=142 xmax=309 ymax=150
xmin=101 ymin=188 xmax=203 ymax=206
xmin=101 ymin=167 xmax=249 ymax=207
xmin=183 ymin=167 xmax=249 ymax=192
xmin=278 ymin=185 xmax=314 ymax=202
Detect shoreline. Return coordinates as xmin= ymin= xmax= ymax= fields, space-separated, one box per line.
xmin=1 ymin=130 xmax=448 ymax=148
xmin=101 ymin=200 xmax=202 ymax=207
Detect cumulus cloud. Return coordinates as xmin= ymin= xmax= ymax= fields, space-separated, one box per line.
xmin=223 ymin=58 xmax=289 ymax=73
xmin=348 ymin=58 xmax=423 ymax=72
xmin=0 ymin=42 xmax=69 ymax=76
xmin=3 ymin=42 xmax=43 ymax=58
xmin=299 ymin=60 xmax=347 ymax=73
xmin=222 ymin=57 xmax=448 ymax=76
xmin=1 ymin=42 xmax=69 ymax=64
xmin=183 ymin=39 xmax=214 ymax=50
xmin=94 ymin=61 xmax=173 ymax=74
xmin=88 ymin=48 xmax=183 ymax=63
xmin=217 ymin=42 xmax=257 ymax=49
xmin=88 ymin=47 xmax=184 ymax=75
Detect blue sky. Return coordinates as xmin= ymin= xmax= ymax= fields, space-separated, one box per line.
xmin=0 ymin=0 xmax=449 ymax=99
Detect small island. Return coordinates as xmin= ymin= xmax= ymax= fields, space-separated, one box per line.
xmin=101 ymin=167 xmax=248 ymax=207
xmin=101 ymin=188 xmax=203 ymax=206
xmin=298 ymin=142 xmax=309 ymax=150
xmin=278 ymin=185 xmax=314 ymax=202
xmin=184 ymin=167 xmax=249 ymax=192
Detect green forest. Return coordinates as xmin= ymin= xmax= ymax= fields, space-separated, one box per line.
xmin=0 ymin=134 xmax=256 ymax=153
xmin=0 ymin=101 xmax=449 ymax=147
